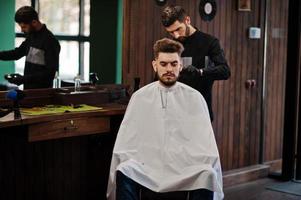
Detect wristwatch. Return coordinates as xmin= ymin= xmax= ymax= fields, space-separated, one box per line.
xmin=199 ymin=69 xmax=203 ymax=76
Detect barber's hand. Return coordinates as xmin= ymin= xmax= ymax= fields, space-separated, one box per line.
xmin=7 ymin=74 xmax=25 ymax=86
xmin=182 ymin=65 xmax=203 ymax=76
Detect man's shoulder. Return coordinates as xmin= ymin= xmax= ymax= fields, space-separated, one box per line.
xmin=197 ymin=31 xmax=217 ymax=40
xmin=177 ymin=82 xmax=207 ymax=106
xmin=131 ymin=82 xmax=157 ymax=97
xmin=42 ymin=26 xmax=60 ymax=45
xmin=177 ymin=82 xmax=202 ymax=95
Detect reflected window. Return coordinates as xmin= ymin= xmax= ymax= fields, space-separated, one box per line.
xmin=83 ymin=42 xmax=90 ymax=81
xmin=39 ymin=0 xmax=79 ymax=35
xmin=14 ymin=38 xmax=26 ymax=75
xmin=84 ymin=0 xmax=90 ymax=36
xmin=59 ymin=41 xmax=79 ymax=80
xmin=15 ymin=0 xmax=90 ymax=82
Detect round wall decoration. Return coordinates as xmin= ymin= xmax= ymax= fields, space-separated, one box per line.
xmin=199 ymin=0 xmax=217 ymax=22
xmin=155 ymin=0 xmax=167 ymax=6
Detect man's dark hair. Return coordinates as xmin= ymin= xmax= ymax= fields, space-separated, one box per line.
xmin=153 ymin=38 xmax=184 ymax=59
xmin=15 ymin=6 xmax=39 ymax=24
xmin=161 ymin=5 xmax=187 ymax=27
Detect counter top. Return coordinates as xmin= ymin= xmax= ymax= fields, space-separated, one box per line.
xmin=0 ymin=103 xmax=126 ymax=128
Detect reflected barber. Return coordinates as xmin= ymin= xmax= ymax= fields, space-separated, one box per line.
xmin=0 ymin=6 xmax=60 ymax=89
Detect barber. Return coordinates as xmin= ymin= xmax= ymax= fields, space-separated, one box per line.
xmin=161 ymin=5 xmax=230 ymax=121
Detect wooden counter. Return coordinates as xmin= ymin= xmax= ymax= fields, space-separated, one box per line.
xmin=0 ymin=103 xmax=125 ymax=128
xmin=0 ymin=86 xmax=127 ymax=200
xmin=0 ymin=103 xmax=126 ymax=142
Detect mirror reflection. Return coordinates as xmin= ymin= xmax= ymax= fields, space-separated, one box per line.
xmin=0 ymin=0 xmax=91 ymax=91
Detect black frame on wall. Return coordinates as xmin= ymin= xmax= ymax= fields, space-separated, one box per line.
xmin=15 ymin=0 xmax=90 ymax=77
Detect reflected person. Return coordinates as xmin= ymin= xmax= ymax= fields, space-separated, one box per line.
xmin=0 ymin=6 xmax=60 ymax=89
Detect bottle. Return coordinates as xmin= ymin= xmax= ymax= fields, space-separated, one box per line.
xmin=53 ymin=71 xmax=61 ymax=88
xmin=89 ymin=72 xmax=99 ymax=86
xmin=74 ymin=74 xmax=81 ymax=92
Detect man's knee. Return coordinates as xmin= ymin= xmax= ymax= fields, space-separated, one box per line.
xmin=189 ymin=188 xmax=213 ymax=200
xmin=116 ymin=171 xmax=141 ymax=200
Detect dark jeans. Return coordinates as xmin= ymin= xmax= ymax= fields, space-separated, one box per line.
xmin=116 ymin=171 xmax=214 ymax=200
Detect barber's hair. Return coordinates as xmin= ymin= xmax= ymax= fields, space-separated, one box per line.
xmin=161 ymin=5 xmax=187 ymax=27
xmin=153 ymin=38 xmax=184 ymax=59
xmin=15 ymin=6 xmax=39 ymax=24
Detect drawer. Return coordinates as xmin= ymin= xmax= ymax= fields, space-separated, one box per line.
xmin=28 ymin=117 xmax=110 ymax=142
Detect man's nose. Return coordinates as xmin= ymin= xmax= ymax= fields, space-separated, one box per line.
xmin=166 ymin=64 xmax=173 ymax=71
xmin=173 ymin=32 xmax=180 ymax=39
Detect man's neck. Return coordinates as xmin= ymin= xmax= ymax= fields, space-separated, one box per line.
xmin=34 ymin=22 xmax=44 ymax=32
xmin=158 ymin=81 xmax=176 ymax=88
xmin=188 ymin=25 xmax=196 ymax=36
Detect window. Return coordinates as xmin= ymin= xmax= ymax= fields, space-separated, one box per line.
xmin=15 ymin=0 xmax=90 ymax=81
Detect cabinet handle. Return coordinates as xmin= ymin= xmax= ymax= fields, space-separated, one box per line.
xmin=64 ymin=126 xmax=78 ymax=131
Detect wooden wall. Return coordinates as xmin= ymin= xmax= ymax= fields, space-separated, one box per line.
xmin=263 ymin=0 xmax=289 ymax=163
xmin=122 ymin=0 xmax=289 ymax=171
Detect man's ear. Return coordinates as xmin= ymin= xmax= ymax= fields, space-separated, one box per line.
xmin=31 ymin=20 xmax=38 ymax=25
xmin=185 ymin=16 xmax=191 ymax=25
xmin=152 ymin=60 xmax=157 ymax=72
xmin=179 ymin=62 xmax=183 ymax=72
xmin=31 ymin=20 xmax=39 ymax=28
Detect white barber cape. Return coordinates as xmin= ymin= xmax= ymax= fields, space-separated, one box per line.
xmin=107 ymin=81 xmax=223 ymax=200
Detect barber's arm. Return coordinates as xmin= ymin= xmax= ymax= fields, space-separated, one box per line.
xmin=1 ymin=40 xmax=28 ymax=86
xmin=202 ymin=39 xmax=231 ymax=80
xmin=0 ymin=40 xmax=28 ymax=61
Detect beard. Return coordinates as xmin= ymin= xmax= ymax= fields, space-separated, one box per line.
xmin=23 ymin=26 xmax=34 ymax=36
xmin=175 ymin=25 xmax=190 ymax=43
xmin=157 ymin=72 xmax=178 ymax=87
xmin=175 ymin=36 xmax=186 ymax=43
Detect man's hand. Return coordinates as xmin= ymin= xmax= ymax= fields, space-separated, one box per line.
xmin=5 ymin=73 xmax=25 ymax=86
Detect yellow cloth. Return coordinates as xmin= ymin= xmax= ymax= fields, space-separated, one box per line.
xmin=21 ymin=104 xmax=103 ymax=116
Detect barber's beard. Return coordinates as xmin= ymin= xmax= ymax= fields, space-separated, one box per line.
xmin=23 ymin=27 xmax=34 ymax=36
xmin=175 ymin=25 xmax=190 ymax=42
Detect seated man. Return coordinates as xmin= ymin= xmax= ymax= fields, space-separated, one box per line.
xmin=107 ymin=38 xmax=223 ymax=200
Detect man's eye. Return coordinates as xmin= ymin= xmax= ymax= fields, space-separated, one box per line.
xmin=171 ymin=62 xmax=178 ymax=67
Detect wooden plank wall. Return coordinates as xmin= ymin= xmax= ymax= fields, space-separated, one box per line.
xmin=122 ymin=0 xmax=288 ymax=171
xmin=263 ymin=0 xmax=289 ymax=163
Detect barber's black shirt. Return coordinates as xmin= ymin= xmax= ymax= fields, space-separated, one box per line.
xmin=0 ymin=25 xmax=60 ymax=89
xmin=179 ymin=30 xmax=230 ymax=121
